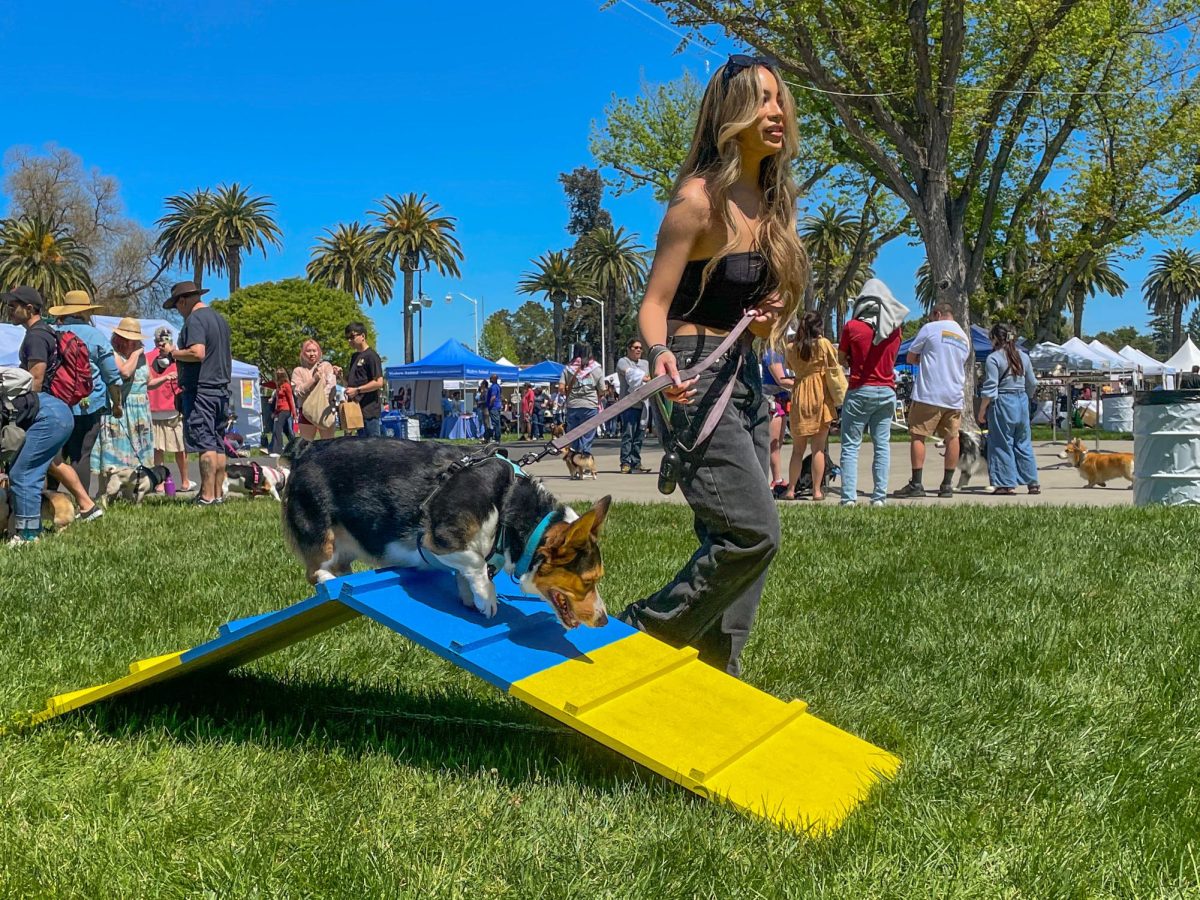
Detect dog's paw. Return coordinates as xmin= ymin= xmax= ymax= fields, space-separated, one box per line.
xmin=474 ymin=592 xmax=498 ymax=619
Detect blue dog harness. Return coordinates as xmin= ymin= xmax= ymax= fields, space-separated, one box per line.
xmin=416 ymin=454 xmax=555 ymax=579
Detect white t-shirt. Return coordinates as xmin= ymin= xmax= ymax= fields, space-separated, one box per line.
xmin=908 ymin=319 xmax=969 ymax=409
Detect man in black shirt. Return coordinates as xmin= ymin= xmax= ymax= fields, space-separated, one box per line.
xmin=161 ymin=281 xmax=233 ymax=505
xmin=344 ymin=322 xmax=384 ymax=437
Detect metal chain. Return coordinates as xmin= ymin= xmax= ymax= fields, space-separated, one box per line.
xmin=316 ymin=704 xmax=576 ymax=736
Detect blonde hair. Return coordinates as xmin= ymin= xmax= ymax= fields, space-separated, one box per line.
xmin=673 ymin=58 xmax=809 ymax=349
xmin=300 ymin=339 xmax=322 ymax=361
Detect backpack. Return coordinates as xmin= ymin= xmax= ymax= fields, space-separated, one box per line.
xmin=44 ymin=326 xmax=94 ymax=407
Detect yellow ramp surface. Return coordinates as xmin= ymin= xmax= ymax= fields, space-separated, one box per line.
xmin=510 ymin=632 xmax=899 ymax=834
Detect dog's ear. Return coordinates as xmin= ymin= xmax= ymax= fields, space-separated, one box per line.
xmin=562 ymin=496 xmax=611 ymax=549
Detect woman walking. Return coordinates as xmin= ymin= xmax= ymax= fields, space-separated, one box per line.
xmin=617 ymin=54 xmax=806 ymax=677
xmin=781 ymin=311 xmax=837 ymax=501
xmin=91 ymin=318 xmax=154 ymax=477
xmin=270 ymin=367 xmax=297 ymax=455
xmin=979 ymin=324 xmax=1040 ymax=495
xmin=761 ymin=345 xmax=793 ymax=492
xmin=563 ymin=342 xmax=604 ymax=454
xmin=291 ymin=339 xmax=338 ymax=441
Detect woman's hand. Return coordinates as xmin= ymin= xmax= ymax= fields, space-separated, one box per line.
xmin=655 ymin=350 xmax=698 ymax=405
xmin=749 ymin=291 xmax=786 ymax=339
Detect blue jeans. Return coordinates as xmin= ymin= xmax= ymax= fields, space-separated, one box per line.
xmin=839 ymin=386 xmax=896 ymax=504
xmin=10 ymin=394 xmax=74 ymax=533
xmin=358 ymin=416 xmax=381 ymax=438
xmin=566 ymin=407 xmax=599 ymax=453
xmin=488 ymin=408 xmax=501 ymax=441
xmin=620 ymin=406 xmax=645 ymax=468
xmin=987 ymin=392 xmax=1039 ymax=488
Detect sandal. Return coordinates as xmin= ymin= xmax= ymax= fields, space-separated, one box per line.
xmin=1027 ymin=484 xmax=1041 ymax=495
xmin=994 ymin=487 xmax=1017 ymax=496
xmin=778 ymin=492 xmax=797 ymax=502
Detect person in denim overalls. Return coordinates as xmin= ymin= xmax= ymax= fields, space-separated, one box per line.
xmin=617 ymin=55 xmax=809 ymax=678
xmin=978 ymin=324 xmax=1040 ymax=495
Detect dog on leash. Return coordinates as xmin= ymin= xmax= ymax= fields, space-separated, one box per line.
xmin=224 ymin=461 xmax=288 ymax=500
xmin=97 ymin=465 xmax=172 ymax=506
xmin=281 ymin=438 xmax=611 ymax=629
xmin=562 ymin=449 xmax=598 ymax=480
xmin=1058 ymin=438 xmax=1134 ymax=488
xmin=0 ymin=481 xmax=74 ymax=536
xmin=954 ymin=430 xmax=991 ymax=489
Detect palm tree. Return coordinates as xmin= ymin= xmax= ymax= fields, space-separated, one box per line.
xmin=0 ymin=216 xmax=94 ymax=306
xmin=1143 ymin=248 xmax=1200 ymax=351
xmin=517 ymin=250 xmax=592 ymax=363
xmin=573 ymin=225 xmax=648 ymax=371
xmin=206 ymin=183 xmax=283 ymax=295
xmin=1066 ymin=253 xmax=1127 ymax=338
xmin=371 ymin=193 xmax=465 ymax=363
xmin=306 ymin=222 xmax=395 ymax=306
xmin=156 ymin=189 xmax=218 ymax=287
xmin=800 ymin=205 xmax=860 ymax=337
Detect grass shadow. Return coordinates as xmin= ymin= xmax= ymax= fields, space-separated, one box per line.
xmin=77 ymin=670 xmax=658 ymax=794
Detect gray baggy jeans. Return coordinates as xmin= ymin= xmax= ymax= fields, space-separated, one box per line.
xmin=619 ymin=334 xmax=780 ymax=677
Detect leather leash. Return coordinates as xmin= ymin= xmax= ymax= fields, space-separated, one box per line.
xmin=516 ymin=310 xmax=758 ymax=468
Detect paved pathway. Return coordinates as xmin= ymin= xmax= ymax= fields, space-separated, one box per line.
xmin=513 ymin=437 xmax=1137 ymax=508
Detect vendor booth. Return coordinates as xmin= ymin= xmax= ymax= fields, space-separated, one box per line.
xmin=387 ymin=339 xmax=519 ymax=439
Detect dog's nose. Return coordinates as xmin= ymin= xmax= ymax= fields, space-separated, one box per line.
xmin=592 ymin=610 xmax=609 ymax=627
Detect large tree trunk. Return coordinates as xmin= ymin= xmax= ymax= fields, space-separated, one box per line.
xmin=1172 ymin=302 xmax=1183 ymax=352
xmin=403 ymin=268 xmax=414 ymax=363
xmin=193 ymin=260 xmax=203 ymax=289
xmin=920 ymin=197 xmax=977 ymax=421
xmin=1072 ymin=291 xmax=1085 ymax=338
xmin=227 ymin=246 xmax=241 ymax=296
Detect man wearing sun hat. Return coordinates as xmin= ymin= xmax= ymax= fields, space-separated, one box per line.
xmin=43 ymin=289 xmax=124 ymax=521
xmin=159 ymin=281 xmax=232 ymax=505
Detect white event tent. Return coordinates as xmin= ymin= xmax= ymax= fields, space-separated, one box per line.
xmin=1164 ymin=336 xmax=1200 ymax=373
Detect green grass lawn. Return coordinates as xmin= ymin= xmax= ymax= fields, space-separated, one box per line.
xmin=1 ymin=500 xmax=1198 ymax=897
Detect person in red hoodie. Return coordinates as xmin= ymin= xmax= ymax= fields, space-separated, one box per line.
xmin=837 ymin=279 xmax=908 ymax=507
xmin=146 ymin=327 xmax=193 ymax=492
xmin=520 ymin=382 xmax=535 ymax=440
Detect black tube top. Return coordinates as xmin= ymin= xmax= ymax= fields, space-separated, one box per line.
xmin=668 ymin=251 xmax=773 ymax=330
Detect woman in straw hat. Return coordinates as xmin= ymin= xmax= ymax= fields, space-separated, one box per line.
xmin=90 ymin=317 xmax=154 ymax=476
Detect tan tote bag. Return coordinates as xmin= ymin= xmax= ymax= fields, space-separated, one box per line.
xmin=822 ymin=341 xmax=849 ymax=407
xmin=301 ymin=379 xmax=337 ymax=431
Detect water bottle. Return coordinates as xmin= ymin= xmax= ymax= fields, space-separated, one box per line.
xmin=163 ymin=473 xmax=176 ymax=498
xmin=658 ymin=447 xmax=682 ymax=495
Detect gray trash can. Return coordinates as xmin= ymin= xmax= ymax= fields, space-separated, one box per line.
xmin=1133 ymin=389 xmax=1200 ymax=505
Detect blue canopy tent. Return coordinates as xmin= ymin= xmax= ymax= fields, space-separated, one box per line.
xmin=385 ymin=339 xmax=519 ymax=382
xmin=519 ymin=360 xmax=567 ymax=384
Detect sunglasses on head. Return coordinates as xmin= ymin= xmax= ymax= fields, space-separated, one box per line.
xmin=722 ymin=53 xmax=773 ymax=84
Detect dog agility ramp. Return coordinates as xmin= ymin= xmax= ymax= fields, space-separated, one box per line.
xmin=30 ymin=569 xmax=899 ymax=834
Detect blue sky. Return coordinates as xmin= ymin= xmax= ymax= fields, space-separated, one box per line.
xmin=0 ymin=0 xmax=1181 ymax=364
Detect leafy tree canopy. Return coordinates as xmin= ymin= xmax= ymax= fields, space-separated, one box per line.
xmin=480 ymin=310 xmax=519 ymax=363
xmin=212 ymin=278 xmax=377 ymax=377
xmin=509 ymin=301 xmax=555 ymax=363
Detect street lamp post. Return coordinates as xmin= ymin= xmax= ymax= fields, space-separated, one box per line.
xmin=407 ymin=293 xmax=434 ymax=357
xmin=445 ymin=292 xmax=481 ymax=353
xmin=574 ymin=294 xmax=606 ymax=374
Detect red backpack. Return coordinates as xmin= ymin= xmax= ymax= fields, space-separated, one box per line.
xmin=44 ymin=327 xmax=95 ymax=407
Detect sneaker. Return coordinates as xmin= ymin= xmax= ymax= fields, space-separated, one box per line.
xmin=938 ymin=483 xmax=954 ymax=498
xmin=7 ymin=530 xmax=39 ymax=547
xmin=75 ymin=504 xmax=104 ymax=523
xmin=194 ymin=496 xmax=219 ymax=507
xmin=839 ymin=499 xmax=856 ymax=508
xmin=620 ymin=465 xmax=631 ymax=474
xmin=870 ymin=499 xmax=886 ymax=508
xmin=893 ymin=481 xmax=926 ymax=499
xmin=634 ymin=466 xmax=652 ymax=474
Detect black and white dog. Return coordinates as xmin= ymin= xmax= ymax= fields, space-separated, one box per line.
xmin=98 ymin=465 xmax=172 ymax=505
xmin=224 ymin=461 xmax=288 ymax=500
xmin=954 ymin=430 xmax=990 ymax=489
xmin=281 ymin=439 xmax=611 ymax=629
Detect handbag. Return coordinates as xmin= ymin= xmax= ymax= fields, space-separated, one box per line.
xmin=822 ymin=342 xmax=849 ymax=407
xmin=301 ymin=376 xmax=336 ymax=430
xmin=339 ymin=400 xmax=364 ymax=431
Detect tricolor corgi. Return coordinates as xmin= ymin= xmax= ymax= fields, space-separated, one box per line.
xmin=281 ymin=438 xmax=610 ymax=629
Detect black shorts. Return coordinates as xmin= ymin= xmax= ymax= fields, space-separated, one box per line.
xmin=181 ymin=389 xmax=229 ymax=453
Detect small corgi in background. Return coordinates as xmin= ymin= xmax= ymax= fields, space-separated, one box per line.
xmin=563 ymin=450 xmax=598 ymax=480
xmin=1058 ymin=438 xmax=1134 ymax=488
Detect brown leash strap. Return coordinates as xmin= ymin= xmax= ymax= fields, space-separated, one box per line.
xmin=517 ymin=311 xmax=757 ymax=467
